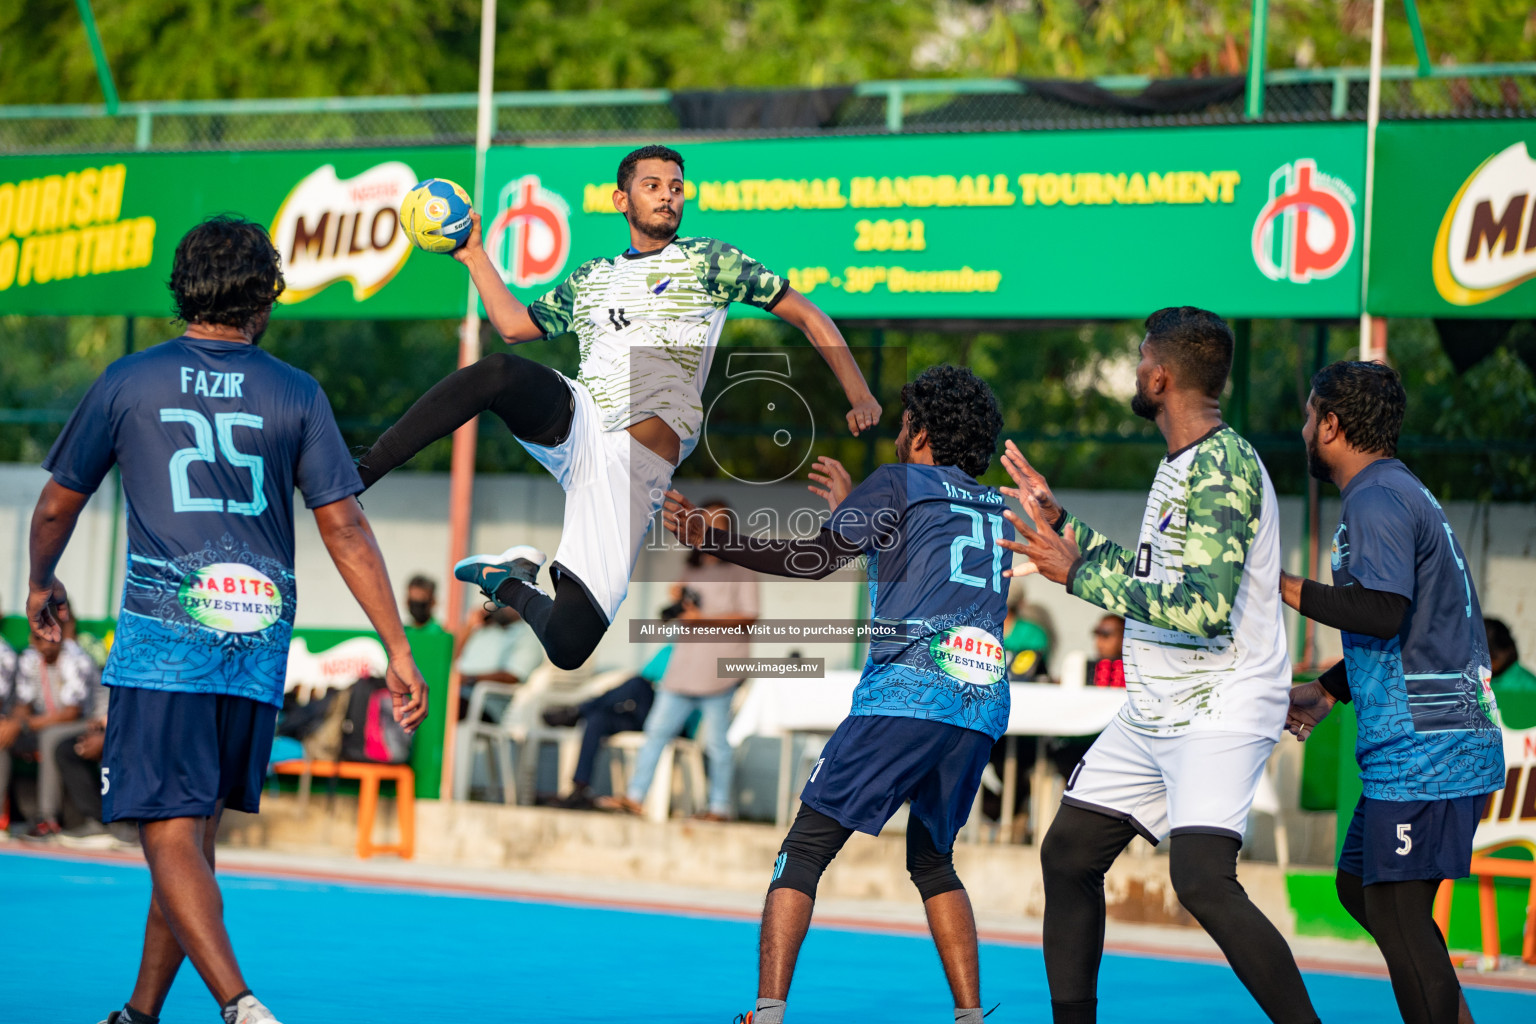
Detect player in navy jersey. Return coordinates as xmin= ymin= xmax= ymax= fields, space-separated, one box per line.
xmin=663 ymin=365 xmax=1011 ymax=1024
xmin=26 ymin=217 xmax=427 ymax=1024
xmin=1282 ymin=361 xmax=1502 ymax=1024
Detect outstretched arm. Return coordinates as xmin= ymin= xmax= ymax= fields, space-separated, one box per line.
xmin=27 ymin=479 xmax=90 ymax=642
xmin=663 ymin=490 xmax=863 ymax=580
xmin=452 ymin=211 xmax=545 ymax=344
xmin=771 ymin=288 xmax=882 ymax=437
xmin=313 ymin=498 xmax=429 ymax=732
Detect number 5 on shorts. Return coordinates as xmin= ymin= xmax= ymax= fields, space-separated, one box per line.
xmin=100 ymin=766 xmax=111 ymax=796
xmin=1396 ymin=822 xmax=1412 ymax=855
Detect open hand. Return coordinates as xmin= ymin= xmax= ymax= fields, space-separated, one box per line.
xmin=998 ymin=441 xmax=1064 ymax=528
xmin=1285 ymin=681 xmax=1336 ymax=741
xmin=662 ymin=490 xmax=708 ymax=548
xmin=845 ymin=394 xmax=882 ymax=437
xmin=998 ymin=489 xmax=1081 ymax=586
xmin=807 ymin=456 xmax=853 ymax=512
xmin=385 ymin=659 xmax=429 ymax=734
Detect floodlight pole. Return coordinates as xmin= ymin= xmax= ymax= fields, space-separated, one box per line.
xmin=441 ymin=0 xmax=498 ymax=801
xmin=1358 ymin=0 xmax=1387 ymax=361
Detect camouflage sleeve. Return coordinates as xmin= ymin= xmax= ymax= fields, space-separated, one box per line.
xmin=1062 ymin=510 xmax=1136 ymax=575
xmin=679 ymin=237 xmax=790 ymax=309
xmin=525 ymin=261 xmax=592 ymax=338
xmin=1067 ymin=440 xmax=1261 ymax=639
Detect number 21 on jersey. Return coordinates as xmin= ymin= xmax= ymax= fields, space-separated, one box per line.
xmin=949 ymin=504 xmax=1006 ymax=592
xmin=161 ymin=408 xmax=267 ymax=516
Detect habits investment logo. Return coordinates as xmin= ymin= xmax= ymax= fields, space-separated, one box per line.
xmin=488 ymin=174 xmax=571 ymax=289
xmin=1251 ymin=158 xmax=1356 ymax=284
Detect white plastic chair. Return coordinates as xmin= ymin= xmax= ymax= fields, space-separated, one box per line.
xmin=604 ymin=732 xmax=709 ymax=822
xmin=453 ymin=681 xmax=522 ymax=804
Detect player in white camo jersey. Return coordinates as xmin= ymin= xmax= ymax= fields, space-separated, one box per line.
xmin=357 ymin=145 xmax=881 ymax=669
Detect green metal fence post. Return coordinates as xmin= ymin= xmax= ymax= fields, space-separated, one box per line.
xmin=74 ymin=0 xmax=119 ymax=116
xmin=1245 ymin=0 xmax=1269 ymax=119
xmin=1230 ymin=320 xmax=1252 ymax=435
xmin=884 ymin=85 xmax=904 ymax=132
xmin=1403 ymin=0 xmax=1432 ymax=77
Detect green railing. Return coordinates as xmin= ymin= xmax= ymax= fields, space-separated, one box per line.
xmin=3 ymin=64 xmax=1535 ymax=154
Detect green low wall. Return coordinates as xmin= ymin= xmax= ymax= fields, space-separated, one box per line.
xmin=1 ymin=615 xmax=452 ymax=799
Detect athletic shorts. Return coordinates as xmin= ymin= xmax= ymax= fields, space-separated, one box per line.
xmin=1338 ymin=794 xmax=1488 ymax=885
xmin=1060 ymin=716 xmax=1275 ymax=844
xmin=800 ymin=715 xmax=993 ymax=853
xmin=101 ymin=686 xmax=277 ymax=822
xmin=517 ymin=376 xmax=675 ymax=623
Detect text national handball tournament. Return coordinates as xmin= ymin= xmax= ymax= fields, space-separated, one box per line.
xmin=4 ymin=14 xmax=1536 ymax=1024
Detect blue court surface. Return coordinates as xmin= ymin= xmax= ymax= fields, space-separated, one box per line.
xmin=4 ymin=849 xmax=1533 ymax=1023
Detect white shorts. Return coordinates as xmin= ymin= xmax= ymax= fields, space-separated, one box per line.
xmin=1060 ymin=716 xmax=1275 ymax=844
xmin=517 ymin=377 xmax=675 ymax=623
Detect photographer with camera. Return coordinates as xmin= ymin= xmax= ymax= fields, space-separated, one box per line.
xmin=597 ymin=499 xmax=759 ymax=821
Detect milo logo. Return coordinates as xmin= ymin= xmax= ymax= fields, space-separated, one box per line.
xmin=178 ymin=562 xmax=283 ymax=633
xmin=929 ymin=626 xmax=1004 ymax=686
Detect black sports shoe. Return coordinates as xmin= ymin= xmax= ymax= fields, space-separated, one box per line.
xmin=454 ymin=545 xmax=548 ymax=606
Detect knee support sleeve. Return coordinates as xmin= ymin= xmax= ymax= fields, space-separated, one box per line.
xmin=767 ymin=805 xmax=853 ymax=901
xmin=906 ymin=817 xmax=963 ymax=901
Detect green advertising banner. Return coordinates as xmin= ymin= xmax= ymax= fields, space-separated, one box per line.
xmin=0 ymin=146 xmax=474 ymax=318
xmin=1369 ymin=120 xmax=1536 ymax=317
xmin=481 ymin=123 xmax=1366 ymax=320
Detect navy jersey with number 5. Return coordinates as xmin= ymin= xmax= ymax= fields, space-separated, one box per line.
xmin=826 ymin=463 xmax=1015 ymax=740
xmin=1332 ymin=458 xmax=1503 ymax=801
xmin=43 ymin=336 xmax=362 ymax=707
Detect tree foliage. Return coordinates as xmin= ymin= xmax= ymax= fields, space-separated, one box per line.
xmin=4 ymin=1 xmax=1536 ymax=105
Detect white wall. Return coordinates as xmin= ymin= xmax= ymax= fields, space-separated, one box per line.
xmin=3 ymin=463 xmax=1533 ymax=677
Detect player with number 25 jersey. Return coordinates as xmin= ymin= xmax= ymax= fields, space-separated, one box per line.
xmin=46 ymin=327 xmax=360 ymax=706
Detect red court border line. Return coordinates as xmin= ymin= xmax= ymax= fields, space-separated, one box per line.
xmin=7 ymin=846 xmax=1535 ymax=994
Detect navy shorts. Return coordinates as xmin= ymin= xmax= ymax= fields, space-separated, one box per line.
xmin=800 ymin=714 xmax=993 ymax=853
xmin=1338 ymin=794 xmax=1487 ymax=885
xmin=102 ymin=686 xmax=278 ymax=822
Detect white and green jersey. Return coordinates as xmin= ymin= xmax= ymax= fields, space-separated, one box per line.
xmin=1064 ymin=425 xmax=1291 ymax=739
xmin=526 ymin=237 xmax=788 ymax=460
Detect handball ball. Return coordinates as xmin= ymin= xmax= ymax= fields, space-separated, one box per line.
xmin=401 ymin=178 xmax=474 ymax=253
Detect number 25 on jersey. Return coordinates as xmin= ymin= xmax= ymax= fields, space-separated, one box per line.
xmin=160 ymin=408 xmax=266 ymax=516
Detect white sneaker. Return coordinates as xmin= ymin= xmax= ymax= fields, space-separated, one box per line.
xmin=228 ymin=993 xmax=283 ymax=1024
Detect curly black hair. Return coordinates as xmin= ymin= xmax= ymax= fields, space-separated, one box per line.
xmin=900 ymin=364 xmax=1003 ymax=478
xmin=1143 ymin=306 xmax=1234 ymax=398
xmin=1310 ymin=360 xmax=1406 ymax=457
xmin=617 ymin=145 xmax=684 ymax=192
xmin=169 ymin=215 xmax=284 ymax=328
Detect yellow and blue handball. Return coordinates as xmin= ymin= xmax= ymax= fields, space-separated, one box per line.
xmin=400 ymin=178 xmax=474 ymax=253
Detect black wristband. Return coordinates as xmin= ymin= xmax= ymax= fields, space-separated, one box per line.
xmin=1317 ymin=660 xmax=1352 ymax=704
xmin=1063 ymin=556 xmax=1086 ymax=593
xmin=1051 ymin=506 xmax=1067 ymax=532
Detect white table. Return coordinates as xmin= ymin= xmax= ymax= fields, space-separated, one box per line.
xmin=729 ymin=671 xmax=1125 ymax=835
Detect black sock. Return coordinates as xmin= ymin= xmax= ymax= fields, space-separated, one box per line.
xmin=1050 ymin=1000 xmax=1096 ymax=1024
xmin=494 ymin=573 xmax=608 ymax=671
xmin=1362 ymin=878 xmax=1462 ymax=1024
xmin=220 ymin=990 xmax=253 ymax=1024
xmin=117 ymin=1005 xmax=159 ymax=1024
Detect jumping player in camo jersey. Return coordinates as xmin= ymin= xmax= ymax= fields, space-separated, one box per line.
xmin=997 ymin=308 xmax=1320 ymax=1024
xmin=358 ymin=145 xmax=880 ymax=669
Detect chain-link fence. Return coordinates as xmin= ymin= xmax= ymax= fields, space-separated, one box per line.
xmin=3 ymin=67 xmax=1535 ymax=155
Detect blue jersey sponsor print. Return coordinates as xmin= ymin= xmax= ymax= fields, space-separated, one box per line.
xmin=826 ymin=463 xmax=1015 ymax=740
xmin=44 ymin=336 xmax=362 ymax=707
xmin=1332 ymin=459 xmax=1503 ymax=801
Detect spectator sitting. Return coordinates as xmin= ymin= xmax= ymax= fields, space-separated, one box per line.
xmin=1 ymin=619 xmax=99 ymax=840
xmin=543 ymin=644 xmax=674 ymax=810
xmin=51 ymin=678 xmax=135 ymax=848
xmin=403 ymin=574 xmax=447 ymax=639
xmin=1487 ymin=617 xmax=1536 ymax=730
xmin=454 ymin=604 xmax=546 ymax=719
xmin=1089 ymin=614 xmax=1127 ymax=688
xmin=1003 ymin=582 xmax=1051 ymax=681
xmin=598 ymin=499 xmax=759 ymax=821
